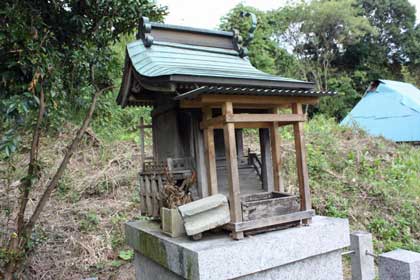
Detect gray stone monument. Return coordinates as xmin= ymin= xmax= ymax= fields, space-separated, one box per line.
xmin=125 ymin=216 xmax=350 ymax=280
xmin=350 ymin=231 xmax=375 ymax=280
xmin=379 ymin=249 xmax=420 ymax=280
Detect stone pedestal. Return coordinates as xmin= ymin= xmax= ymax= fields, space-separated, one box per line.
xmin=379 ymin=249 xmax=420 ymax=280
xmin=125 ymin=216 xmax=350 ymax=280
xmin=350 ymin=231 xmax=375 ymax=280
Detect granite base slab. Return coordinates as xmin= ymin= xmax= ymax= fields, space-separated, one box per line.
xmin=126 ymin=216 xmax=350 ymax=280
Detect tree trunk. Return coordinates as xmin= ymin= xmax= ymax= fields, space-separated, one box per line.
xmin=4 ymin=83 xmax=45 ymax=280
xmin=3 ymin=85 xmax=112 ymax=280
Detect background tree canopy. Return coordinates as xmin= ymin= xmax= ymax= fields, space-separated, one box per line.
xmin=0 ymin=0 xmax=419 ymax=278
xmin=220 ymin=0 xmax=419 ymax=120
xmin=0 ymin=0 xmax=167 ymax=156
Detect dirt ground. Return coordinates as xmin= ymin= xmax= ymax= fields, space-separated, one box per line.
xmin=0 ymin=125 xmax=149 ymax=279
xmin=1 ymin=124 xmax=406 ymax=279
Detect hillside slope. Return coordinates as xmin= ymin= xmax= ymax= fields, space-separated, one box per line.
xmin=1 ymin=116 xmax=419 ymax=279
xmin=274 ymin=116 xmax=419 ymax=252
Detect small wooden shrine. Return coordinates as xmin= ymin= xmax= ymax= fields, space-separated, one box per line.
xmin=118 ymin=16 xmax=334 ymax=239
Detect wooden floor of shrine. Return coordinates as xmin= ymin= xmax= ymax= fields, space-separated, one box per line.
xmin=216 ymin=157 xmax=265 ymax=196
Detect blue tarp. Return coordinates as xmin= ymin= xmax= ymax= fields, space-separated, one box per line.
xmin=341 ymin=80 xmax=420 ymax=142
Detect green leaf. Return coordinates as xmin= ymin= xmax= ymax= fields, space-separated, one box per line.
xmin=118 ymin=249 xmax=134 ymax=261
xmin=111 ymin=260 xmax=123 ymax=267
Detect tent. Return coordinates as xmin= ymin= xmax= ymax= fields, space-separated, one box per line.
xmin=341 ymin=79 xmax=420 ymax=142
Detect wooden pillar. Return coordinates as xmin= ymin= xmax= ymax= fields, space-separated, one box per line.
xmin=222 ymin=102 xmax=244 ymax=240
xmin=259 ymin=128 xmax=274 ymax=192
xmin=140 ymin=117 xmax=145 ymax=170
xmin=292 ymin=103 xmax=311 ymax=223
xmin=269 ymin=108 xmax=284 ymax=192
xmin=192 ymin=114 xmax=208 ymax=197
xmin=202 ymin=107 xmax=218 ymax=196
xmin=235 ymin=129 xmax=244 ymax=158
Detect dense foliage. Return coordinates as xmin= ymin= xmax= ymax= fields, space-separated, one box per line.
xmin=0 ymin=1 xmax=166 ymax=277
xmin=0 ymin=0 xmax=166 ymax=157
xmin=0 ymin=0 xmax=419 ymax=277
xmin=221 ymin=0 xmax=419 ymax=120
xmin=265 ymin=116 xmax=420 ymax=252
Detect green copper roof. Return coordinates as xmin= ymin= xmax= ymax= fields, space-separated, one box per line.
xmin=126 ymin=40 xmax=310 ymax=85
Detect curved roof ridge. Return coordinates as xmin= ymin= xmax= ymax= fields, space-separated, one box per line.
xmin=126 ymin=39 xmax=310 ymax=85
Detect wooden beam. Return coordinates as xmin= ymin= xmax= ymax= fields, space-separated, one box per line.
xmin=202 ymin=122 xmax=273 ymax=129
xmin=202 ymin=107 xmax=218 ymax=196
xmin=200 ymin=114 xmax=306 ymax=129
xmin=199 ymin=115 xmax=224 ymax=129
xmin=179 ymin=99 xmax=204 ymax=109
xmin=222 ymin=101 xmax=244 ymax=240
xmin=180 ymin=99 xmax=293 ymax=109
xmin=269 ymin=110 xmax=283 ymax=192
xmin=226 ymin=113 xmax=306 ymax=123
xmin=201 ymin=95 xmax=320 ymax=105
xmin=226 ymin=210 xmax=315 ymax=232
xmin=292 ymin=103 xmax=312 ymax=224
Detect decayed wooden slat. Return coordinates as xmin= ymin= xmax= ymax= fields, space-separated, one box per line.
xmin=241 ymin=193 xmax=299 ymax=221
xmin=222 ymin=101 xmax=244 ymax=240
xmin=228 ymin=210 xmax=315 ymax=232
xmin=144 ymin=175 xmax=153 ymax=216
xmin=292 ymin=103 xmax=312 ymax=224
xmin=202 ymin=106 xmax=218 ymax=195
xmin=151 ymin=177 xmax=159 ymax=217
xmin=139 ymin=176 xmax=147 ymax=215
xmin=157 ymin=175 xmax=164 ymax=211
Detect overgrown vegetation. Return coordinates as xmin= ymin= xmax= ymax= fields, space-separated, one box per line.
xmin=245 ymin=116 xmax=420 ymax=253
xmin=221 ymin=0 xmax=420 ymax=120
xmin=1 ymin=126 xmax=147 ymax=278
xmin=0 ymin=0 xmax=166 ymax=278
xmin=1 ymin=0 xmax=419 ymax=278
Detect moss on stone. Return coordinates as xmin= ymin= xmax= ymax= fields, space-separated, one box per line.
xmin=138 ymin=233 xmax=167 ymax=267
xmin=185 ymin=255 xmax=194 ymax=279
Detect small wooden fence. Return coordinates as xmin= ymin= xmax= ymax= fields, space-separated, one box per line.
xmin=139 ymin=157 xmax=194 ymax=218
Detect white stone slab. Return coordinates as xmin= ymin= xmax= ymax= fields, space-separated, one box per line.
xmin=178 ymin=194 xmax=230 ymax=236
xmin=134 ymin=250 xmax=344 ymax=280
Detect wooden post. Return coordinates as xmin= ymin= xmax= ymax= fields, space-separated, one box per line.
xmin=291 ymin=103 xmax=312 ymax=224
xmin=140 ymin=117 xmax=145 ymax=170
xmin=259 ymin=128 xmax=273 ymax=192
xmin=269 ymin=108 xmax=284 ymax=192
xmin=222 ymin=102 xmax=244 ymax=240
xmin=235 ymin=129 xmax=244 ymax=158
xmin=202 ymin=107 xmax=218 ymax=196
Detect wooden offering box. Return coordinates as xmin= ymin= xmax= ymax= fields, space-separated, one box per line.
xmin=241 ymin=192 xmax=299 ymax=222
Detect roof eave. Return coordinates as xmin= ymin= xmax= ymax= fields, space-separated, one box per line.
xmin=168 ymin=74 xmax=315 ymax=90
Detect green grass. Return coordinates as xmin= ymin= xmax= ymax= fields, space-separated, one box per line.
xmin=90 ymin=110 xmax=419 ymax=253
xmin=290 ymin=116 xmax=420 ymax=253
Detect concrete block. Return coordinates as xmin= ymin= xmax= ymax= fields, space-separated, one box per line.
xmin=350 ymin=231 xmax=375 ymax=280
xmin=177 ymin=194 xmax=230 ymax=236
xmin=126 ymin=215 xmax=350 ymax=280
xmin=161 ymin=207 xmax=185 ymax=238
xmin=134 ymin=250 xmax=343 ymax=280
xmin=379 ymin=249 xmax=420 ymax=280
